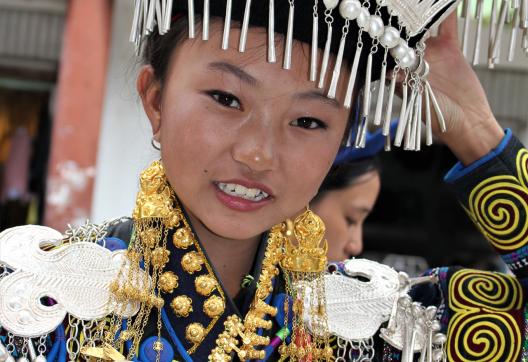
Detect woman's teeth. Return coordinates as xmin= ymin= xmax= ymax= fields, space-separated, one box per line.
xmin=217 ymin=182 xmax=269 ymax=201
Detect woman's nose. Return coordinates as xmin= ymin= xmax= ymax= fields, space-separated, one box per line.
xmin=345 ymin=227 xmax=363 ymax=256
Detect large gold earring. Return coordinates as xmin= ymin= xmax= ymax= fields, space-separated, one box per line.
xmin=278 ymin=207 xmax=332 ymax=361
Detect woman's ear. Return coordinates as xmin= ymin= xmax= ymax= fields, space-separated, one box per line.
xmin=137 ymin=65 xmax=162 ymax=141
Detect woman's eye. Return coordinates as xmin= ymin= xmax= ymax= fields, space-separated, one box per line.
xmin=290 ymin=117 xmax=327 ymax=130
xmin=207 ymin=90 xmax=241 ymax=110
xmin=346 ymin=217 xmax=358 ymax=226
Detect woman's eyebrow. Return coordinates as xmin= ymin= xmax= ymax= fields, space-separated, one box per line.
xmin=207 ymin=61 xmax=259 ymax=86
xmin=294 ymin=90 xmax=340 ymax=109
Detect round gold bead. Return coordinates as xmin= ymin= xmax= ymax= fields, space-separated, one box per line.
xmin=203 ymin=295 xmax=225 ymax=318
xmin=165 ymin=212 xmax=181 ymax=228
xmin=185 ymin=323 xmax=205 ymax=344
xmin=159 ymin=271 xmax=179 ymax=293
xmin=195 ymin=275 xmax=217 ymax=296
xmin=119 ymin=329 xmax=134 ymax=341
xmin=140 ymin=228 xmax=159 ymax=248
xmin=170 ymin=295 xmax=193 ymax=317
xmin=181 ymin=251 xmax=204 ymax=274
xmin=151 ymin=247 xmax=170 ymax=268
xmin=173 ymin=227 xmax=195 ymax=249
xmin=153 ymin=340 xmax=164 ymax=352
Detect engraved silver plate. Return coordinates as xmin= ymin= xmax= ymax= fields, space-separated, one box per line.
xmin=385 ymin=0 xmax=462 ymax=36
xmin=0 ymin=225 xmax=143 ymax=337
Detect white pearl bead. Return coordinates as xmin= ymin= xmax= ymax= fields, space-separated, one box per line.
xmin=380 ymin=26 xmax=400 ymax=48
xmin=33 ymin=356 xmax=47 ymax=362
xmin=367 ymin=15 xmax=384 ymax=38
xmin=356 ymin=8 xmax=370 ymax=31
xmin=339 ymin=0 xmax=362 ymax=20
xmin=323 ymin=0 xmax=340 ymax=10
xmin=399 ymin=48 xmax=418 ymax=69
xmin=389 ymin=39 xmax=408 ymax=60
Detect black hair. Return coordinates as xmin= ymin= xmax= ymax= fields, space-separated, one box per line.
xmin=314 ymin=157 xmax=380 ymax=201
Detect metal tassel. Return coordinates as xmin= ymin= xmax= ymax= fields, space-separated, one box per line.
xmin=203 ymin=0 xmax=210 ymax=40
xmin=268 ymin=0 xmax=276 ymax=62
xmin=146 ymin=0 xmax=156 ymax=34
xmin=318 ymin=23 xmax=333 ymax=88
xmin=489 ymin=0 xmax=499 ymax=67
xmin=509 ymin=1 xmax=521 ymax=61
xmin=188 ymin=0 xmax=195 ymax=38
xmin=374 ymin=54 xmax=388 ymax=126
xmin=415 ymin=92 xmax=423 ymax=151
xmin=473 ymin=0 xmax=484 ymax=65
xmin=403 ymin=90 xmax=416 ymax=150
xmin=328 ymin=31 xmax=348 ymax=99
xmin=425 ymin=81 xmax=447 ymax=133
xmin=361 ymin=52 xmax=373 ymax=124
xmin=130 ymin=0 xmax=143 ymax=43
xmin=310 ymin=1 xmax=319 ymax=82
xmin=343 ymin=45 xmax=364 ymax=109
xmin=461 ymin=0 xmax=472 ymax=57
xmin=222 ymin=0 xmax=233 ymax=49
xmin=394 ymin=81 xmax=409 ymax=147
xmin=382 ymin=70 xmax=398 ymax=137
xmin=163 ymin=0 xmax=173 ymax=35
xmin=425 ymin=87 xmax=433 ymax=146
xmin=283 ymin=1 xmax=295 ymax=69
xmin=239 ymin=0 xmax=253 ymax=52
xmin=492 ymin=0 xmax=511 ymax=63
xmin=522 ymin=0 xmax=528 ymax=28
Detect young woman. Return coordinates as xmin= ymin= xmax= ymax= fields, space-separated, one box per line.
xmin=0 ymin=1 xmax=523 ymax=361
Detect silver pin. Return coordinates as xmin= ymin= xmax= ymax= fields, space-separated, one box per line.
xmin=382 ymin=69 xmax=398 ymax=137
xmin=146 ymin=0 xmax=157 ymax=34
xmin=489 ymin=0 xmax=499 ymax=67
xmin=509 ymin=5 xmax=520 ymax=61
xmin=328 ymin=27 xmax=349 ymax=98
xmin=416 ymin=94 xmax=422 ymax=151
xmin=343 ymin=45 xmax=363 ymax=108
xmin=239 ymin=0 xmax=253 ymax=52
xmin=522 ymin=0 xmax=528 ymax=28
xmin=188 ymin=0 xmax=196 ymax=38
xmin=203 ymin=0 xmax=210 ymax=40
xmin=425 ymin=81 xmax=447 ymax=133
xmin=374 ymin=53 xmax=388 ymax=126
xmin=155 ymin=0 xmax=162 ymax=34
xmin=222 ymin=0 xmax=233 ymax=49
xmin=130 ymin=0 xmax=143 ymax=43
xmin=394 ymin=80 xmax=409 ymax=147
xmin=361 ymin=52 xmax=373 ymax=123
xmin=425 ymin=87 xmax=433 ymax=146
xmin=163 ymin=0 xmax=173 ymax=35
xmin=403 ymin=90 xmax=417 ymax=150
xmin=384 ymin=134 xmax=392 ymax=151
xmin=461 ymin=0 xmax=472 ymax=57
xmin=473 ymin=0 xmax=484 ymax=65
xmin=318 ymin=20 xmax=334 ymax=88
xmin=142 ymin=0 xmax=149 ymax=36
xmin=492 ymin=0 xmax=511 ymax=63
xmin=283 ymin=0 xmax=295 ymax=69
xmin=268 ymin=0 xmax=276 ymax=62
xmin=310 ymin=0 xmax=319 ymax=82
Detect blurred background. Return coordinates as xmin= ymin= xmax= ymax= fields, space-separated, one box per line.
xmin=0 ymin=0 xmax=527 ymax=274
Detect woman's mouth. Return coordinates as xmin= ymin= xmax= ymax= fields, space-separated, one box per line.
xmin=213 ymin=180 xmax=273 ymax=212
xmin=216 ymin=182 xmax=269 ymax=201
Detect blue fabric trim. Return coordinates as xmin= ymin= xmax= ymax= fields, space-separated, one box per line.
xmin=57 ymin=325 xmax=67 ymax=362
xmin=161 ymin=307 xmax=193 ymax=362
xmin=46 ymin=326 xmax=63 ymax=362
xmin=444 ymin=129 xmax=512 ymax=183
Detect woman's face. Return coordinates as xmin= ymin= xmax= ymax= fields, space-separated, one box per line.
xmin=312 ymin=171 xmax=381 ymax=261
xmin=139 ymin=23 xmax=350 ymax=240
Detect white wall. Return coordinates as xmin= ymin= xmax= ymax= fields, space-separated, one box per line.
xmin=91 ymin=0 xmax=157 ymax=222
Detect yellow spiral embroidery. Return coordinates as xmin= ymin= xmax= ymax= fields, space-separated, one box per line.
xmin=516 ymin=148 xmax=528 ymax=189
xmin=448 ymin=269 xmax=522 ymax=362
xmin=468 ymin=175 xmax=528 ymax=252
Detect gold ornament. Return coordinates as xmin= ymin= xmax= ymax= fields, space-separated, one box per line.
xmin=203 ymin=295 xmax=225 ymax=318
xmin=181 ymin=251 xmax=205 ymax=274
xmin=132 ymin=160 xmax=175 ymax=219
xmin=171 ymin=295 xmax=193 ymax=317
xmin=195 ymin=275 xmax=217 ymax=296
xmin=173 ymin=227 xmax=195 ymax=249
xmin=159 ymin=271 xmax=179 ymax=293
xmin=153 ymin=340 xmax=164 ymax=352
xmin=151 ymin=247 xmax=170 ymax=268
xmin=186 ymin=323 xmax=206 ymax=344
xmin=281 ymin=209 xmax=328 ymax=273
xmin=140 ymin=228 xmax=159 ymax=248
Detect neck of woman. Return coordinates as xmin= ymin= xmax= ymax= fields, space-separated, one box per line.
xmin=187 ymin=213 xmax=262 ymax=299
